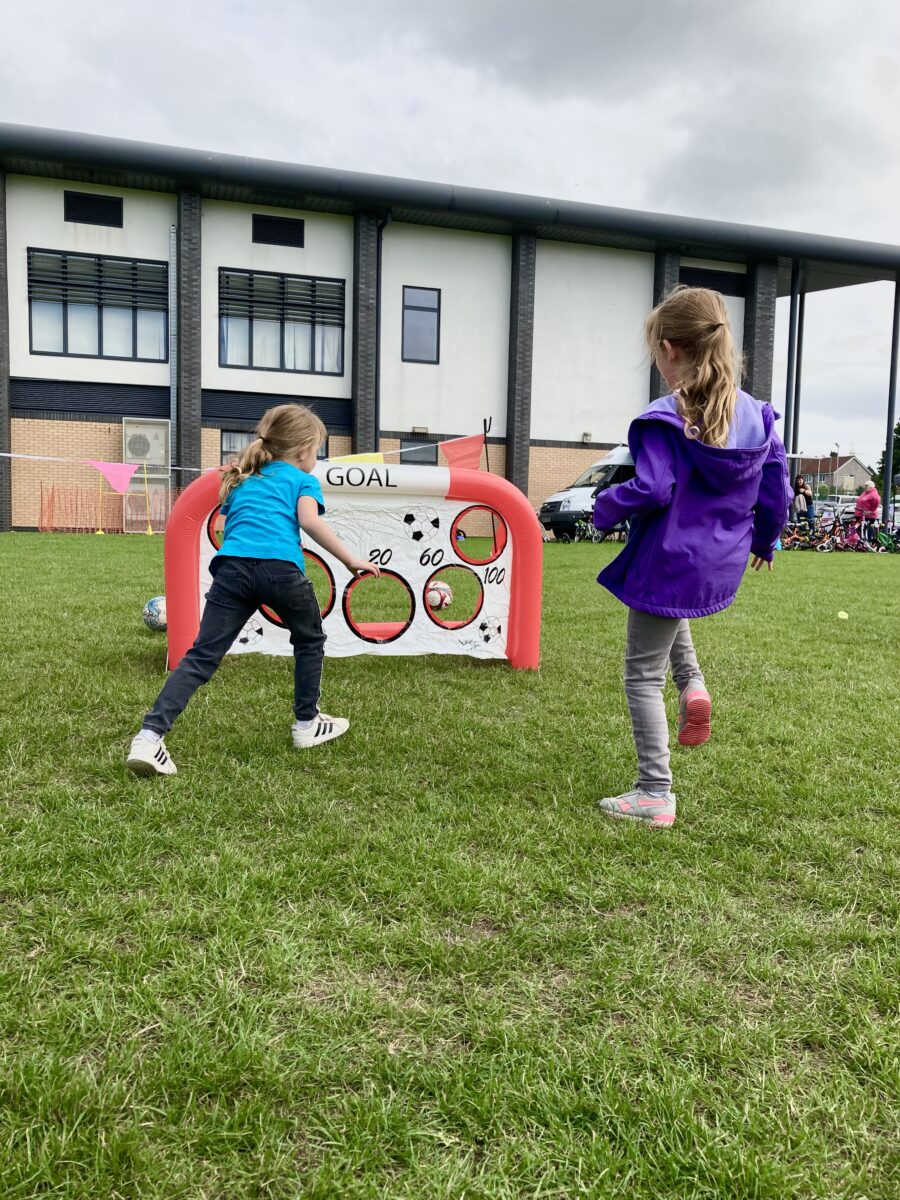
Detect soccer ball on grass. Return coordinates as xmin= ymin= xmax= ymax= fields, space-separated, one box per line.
xmin=142 ymin=596 xmax=167 ymax=631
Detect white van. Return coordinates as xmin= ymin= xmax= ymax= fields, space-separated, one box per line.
xmin=538 ymin=446 xmax=635 ymax=542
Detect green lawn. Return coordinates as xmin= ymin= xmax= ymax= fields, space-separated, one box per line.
xmin=1 ymin=533 xmax=898 ymax=1199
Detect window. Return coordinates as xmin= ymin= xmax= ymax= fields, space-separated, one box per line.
xmin=221 ymin=430 xmax=254 ymax=465
xmin=252 ymin=214 xmax=305 ymax=248
xmin=220 ymin=430 xmax=328 ymax=464
xmin=28 ymin=249 xmax=167 ymax=361
xmin=400 ymin=438 xmax=438 ymax=465
xmin=219 ymin=268 xmax=344 ymax=375
xmin=64 ymin=191 xmax=123 ymax=228
xmin=402 ymin=286 xmax=440 ymax=363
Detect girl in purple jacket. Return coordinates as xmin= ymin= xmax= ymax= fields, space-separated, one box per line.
xmin=593 ymin=286 xmax=791 ymax=827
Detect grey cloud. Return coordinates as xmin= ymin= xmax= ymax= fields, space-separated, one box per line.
xmin=352 ymin=0 xmax=769 ymax=101
xmin=0 ymin=0 xmax=896 ymax=465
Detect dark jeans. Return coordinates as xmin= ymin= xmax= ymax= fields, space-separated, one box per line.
xmin=144 ymin=557 xmax=326 ymax=734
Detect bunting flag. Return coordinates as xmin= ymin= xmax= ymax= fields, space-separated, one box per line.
xmin=439 ymin=433 xmax=484 ymax=470
xmin=331 ymin=452 xmax=385 ymax=464
xmin=83 ymin=460 xmax=140 ymax=493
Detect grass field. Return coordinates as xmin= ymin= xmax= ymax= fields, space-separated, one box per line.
xmin=1 ymin=533 xmax=898 ymax=1199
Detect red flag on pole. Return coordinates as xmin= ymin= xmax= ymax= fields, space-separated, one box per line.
xmin=84 ymin=460 xmax=139 ymax=493
xmin=440 ymin=434 xmax=484 ymax=470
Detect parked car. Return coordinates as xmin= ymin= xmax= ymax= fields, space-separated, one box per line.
xmin=539 ymin=446 xmax=635 ymax=541
xmin=820 ymin=499 xmax=883 ymax=523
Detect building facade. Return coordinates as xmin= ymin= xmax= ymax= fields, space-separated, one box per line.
xmin=2 ymin=125 xmax=898 ymax=531
xmin=791 ymin=454 xmax=873 ymax=494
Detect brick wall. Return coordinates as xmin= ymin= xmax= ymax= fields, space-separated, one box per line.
xmin=11 ymin=417 xmax=122 ymax=528
xmin=329 ymin=435 xmax=353 ymax=458
xmin=527 ymin=445 xmax=614 ymax=511
xmin=200 ymin=427 xmax=220 ymax=471
xmin=10 ymin=422 xmax=609 ymax=530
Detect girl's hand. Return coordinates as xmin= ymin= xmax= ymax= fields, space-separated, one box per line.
xmin=750 ymin=555 xmax=773 ymax=572
xmin=347 ymin=557 xmax=380 ymax=579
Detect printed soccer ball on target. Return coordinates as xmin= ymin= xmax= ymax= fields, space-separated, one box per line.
xmin=402 ymin=507 xmax=440 ymax=542
xmin=142 ymin=595 xmax=167 ymax=630
xmin=425 ymin=580 xmax=453 ymax=610
xmin=478 ymin=616 xmax=502 ymax=644
xmin=237 ymin=618 xmax=264 ymax=647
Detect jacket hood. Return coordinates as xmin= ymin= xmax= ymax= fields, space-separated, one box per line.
xmin=632 ymin=391 xmax=775 ymax=491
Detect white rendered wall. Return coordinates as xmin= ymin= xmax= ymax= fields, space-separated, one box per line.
xmin=201 ymin=201 xmax=353 ymax=398
xmin=531 ymin=243 xmax=655 ymax=443
xmin=5 ymin=175 xmax=175 ymax=384
xmin=379 ymin=224 xmax=511 ymax=437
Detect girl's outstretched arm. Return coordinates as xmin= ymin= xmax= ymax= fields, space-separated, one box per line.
xmin=593 ymin=425 xmax=675 ymax=529
xmin=750 ymin=438 xmax=792 ymax=563
xmin=298 ymin=498 xmax=380 ymax=577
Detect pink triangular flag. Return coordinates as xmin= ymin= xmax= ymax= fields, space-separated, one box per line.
xmin=440 ymin=434 xmax=484 ymax=470
xmin=84 ymin=460 xmax=139 ymax=494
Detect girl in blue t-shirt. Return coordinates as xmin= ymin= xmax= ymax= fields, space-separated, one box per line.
xmin=127 ymin=404 xmax=379 ymax=777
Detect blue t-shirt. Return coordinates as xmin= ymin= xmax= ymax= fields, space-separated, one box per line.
xmin=218 ymin=460 xmax=325 ymax=571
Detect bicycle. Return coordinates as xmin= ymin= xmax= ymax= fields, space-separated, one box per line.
xmin=874 ymin=522 xmax=900 ymax=553
xmin=573 ymin=513 xmax=609 ymax=543
xmin=836 ymin=517 xmax=878 ymax=552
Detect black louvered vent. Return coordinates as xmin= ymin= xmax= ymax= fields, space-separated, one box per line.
xmin=219 ymin=269 xmax=344 ymax=326
xmin=678 ymin=267 xmax=747 ymax=298
xmin=252 ymin=213 xmax=305 ymax=248
xmin=28 ymin=250 xmax=168 ymax=309
xmin=64 ymin=191 xmax=123 ymax=228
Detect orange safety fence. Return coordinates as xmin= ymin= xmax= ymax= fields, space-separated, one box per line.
xmin=38 ymin=481 xmax=189 ymax=534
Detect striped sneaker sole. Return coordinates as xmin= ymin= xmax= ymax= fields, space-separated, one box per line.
xmin=678 ymin=692 xmax=711 ymax=747
xmin=603 ymin=808 xmax=676 ymax=828
xmin=126 ymin=755 xmax=160 ymax=776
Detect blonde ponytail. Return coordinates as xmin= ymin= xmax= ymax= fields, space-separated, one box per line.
xmin=645 ymin=285 xmax=742 ymax=448
xmin=220 ymin=437 xmax=274 ymax=502
xmin=219 ymin=403 xmax=327 ymax=502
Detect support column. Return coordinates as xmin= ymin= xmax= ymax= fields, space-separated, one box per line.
xmin=882 ymin=278 xmax=900 ymax=523
xmin=782 ymin=260 xmax=800 ymax=452
xmin=791 ymin=291 xmax=806 ymax=454
xmin=649 ymin=252 xmax=679 ymax=399
xmin=0 ymin=170 xmax=11 ymax=531
xmin=351 ymin=213 xmax=379 ymax=453
xmin=742 ymin=260 xmax=778 ymax=405
xmin=176 ymin=190 xmax=202 ymax=476
xmin=505 ymin=232 xmax=536 ymax=495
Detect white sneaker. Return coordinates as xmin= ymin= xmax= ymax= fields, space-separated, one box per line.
xmin=126 ymin=733 xmax=177 ymax=776
xmin=291 ymin=713 xmax=349 ymax=749
xmin=598 ymin=788 xmax=676 ymax=827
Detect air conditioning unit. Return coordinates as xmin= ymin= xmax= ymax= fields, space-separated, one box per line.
xmin=122 ymin=418 xmax=171 ymax=471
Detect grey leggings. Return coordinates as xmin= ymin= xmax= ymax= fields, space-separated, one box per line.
xmin=624 ymin=608 xmax=706 ymax=795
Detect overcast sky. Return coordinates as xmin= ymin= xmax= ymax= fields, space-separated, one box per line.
xmin=3 ymin=0 xmax=899 ymax=469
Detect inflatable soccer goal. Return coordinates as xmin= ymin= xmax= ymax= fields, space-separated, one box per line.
xmin=164 ymin=462 xmax=542 ymax=670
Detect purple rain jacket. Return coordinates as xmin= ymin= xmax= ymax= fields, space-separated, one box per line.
xmin=593 ymin=390 xmax=791 ymax=619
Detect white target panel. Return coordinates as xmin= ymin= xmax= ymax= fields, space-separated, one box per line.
xmin=166 ymin=462 xmax=542 ymax=670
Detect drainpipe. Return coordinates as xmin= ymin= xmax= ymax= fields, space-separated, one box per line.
xmin=374 ymin=211 xmax=391 ymax=452
xmin=168 ymin=223 xmax=178 ymax=476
